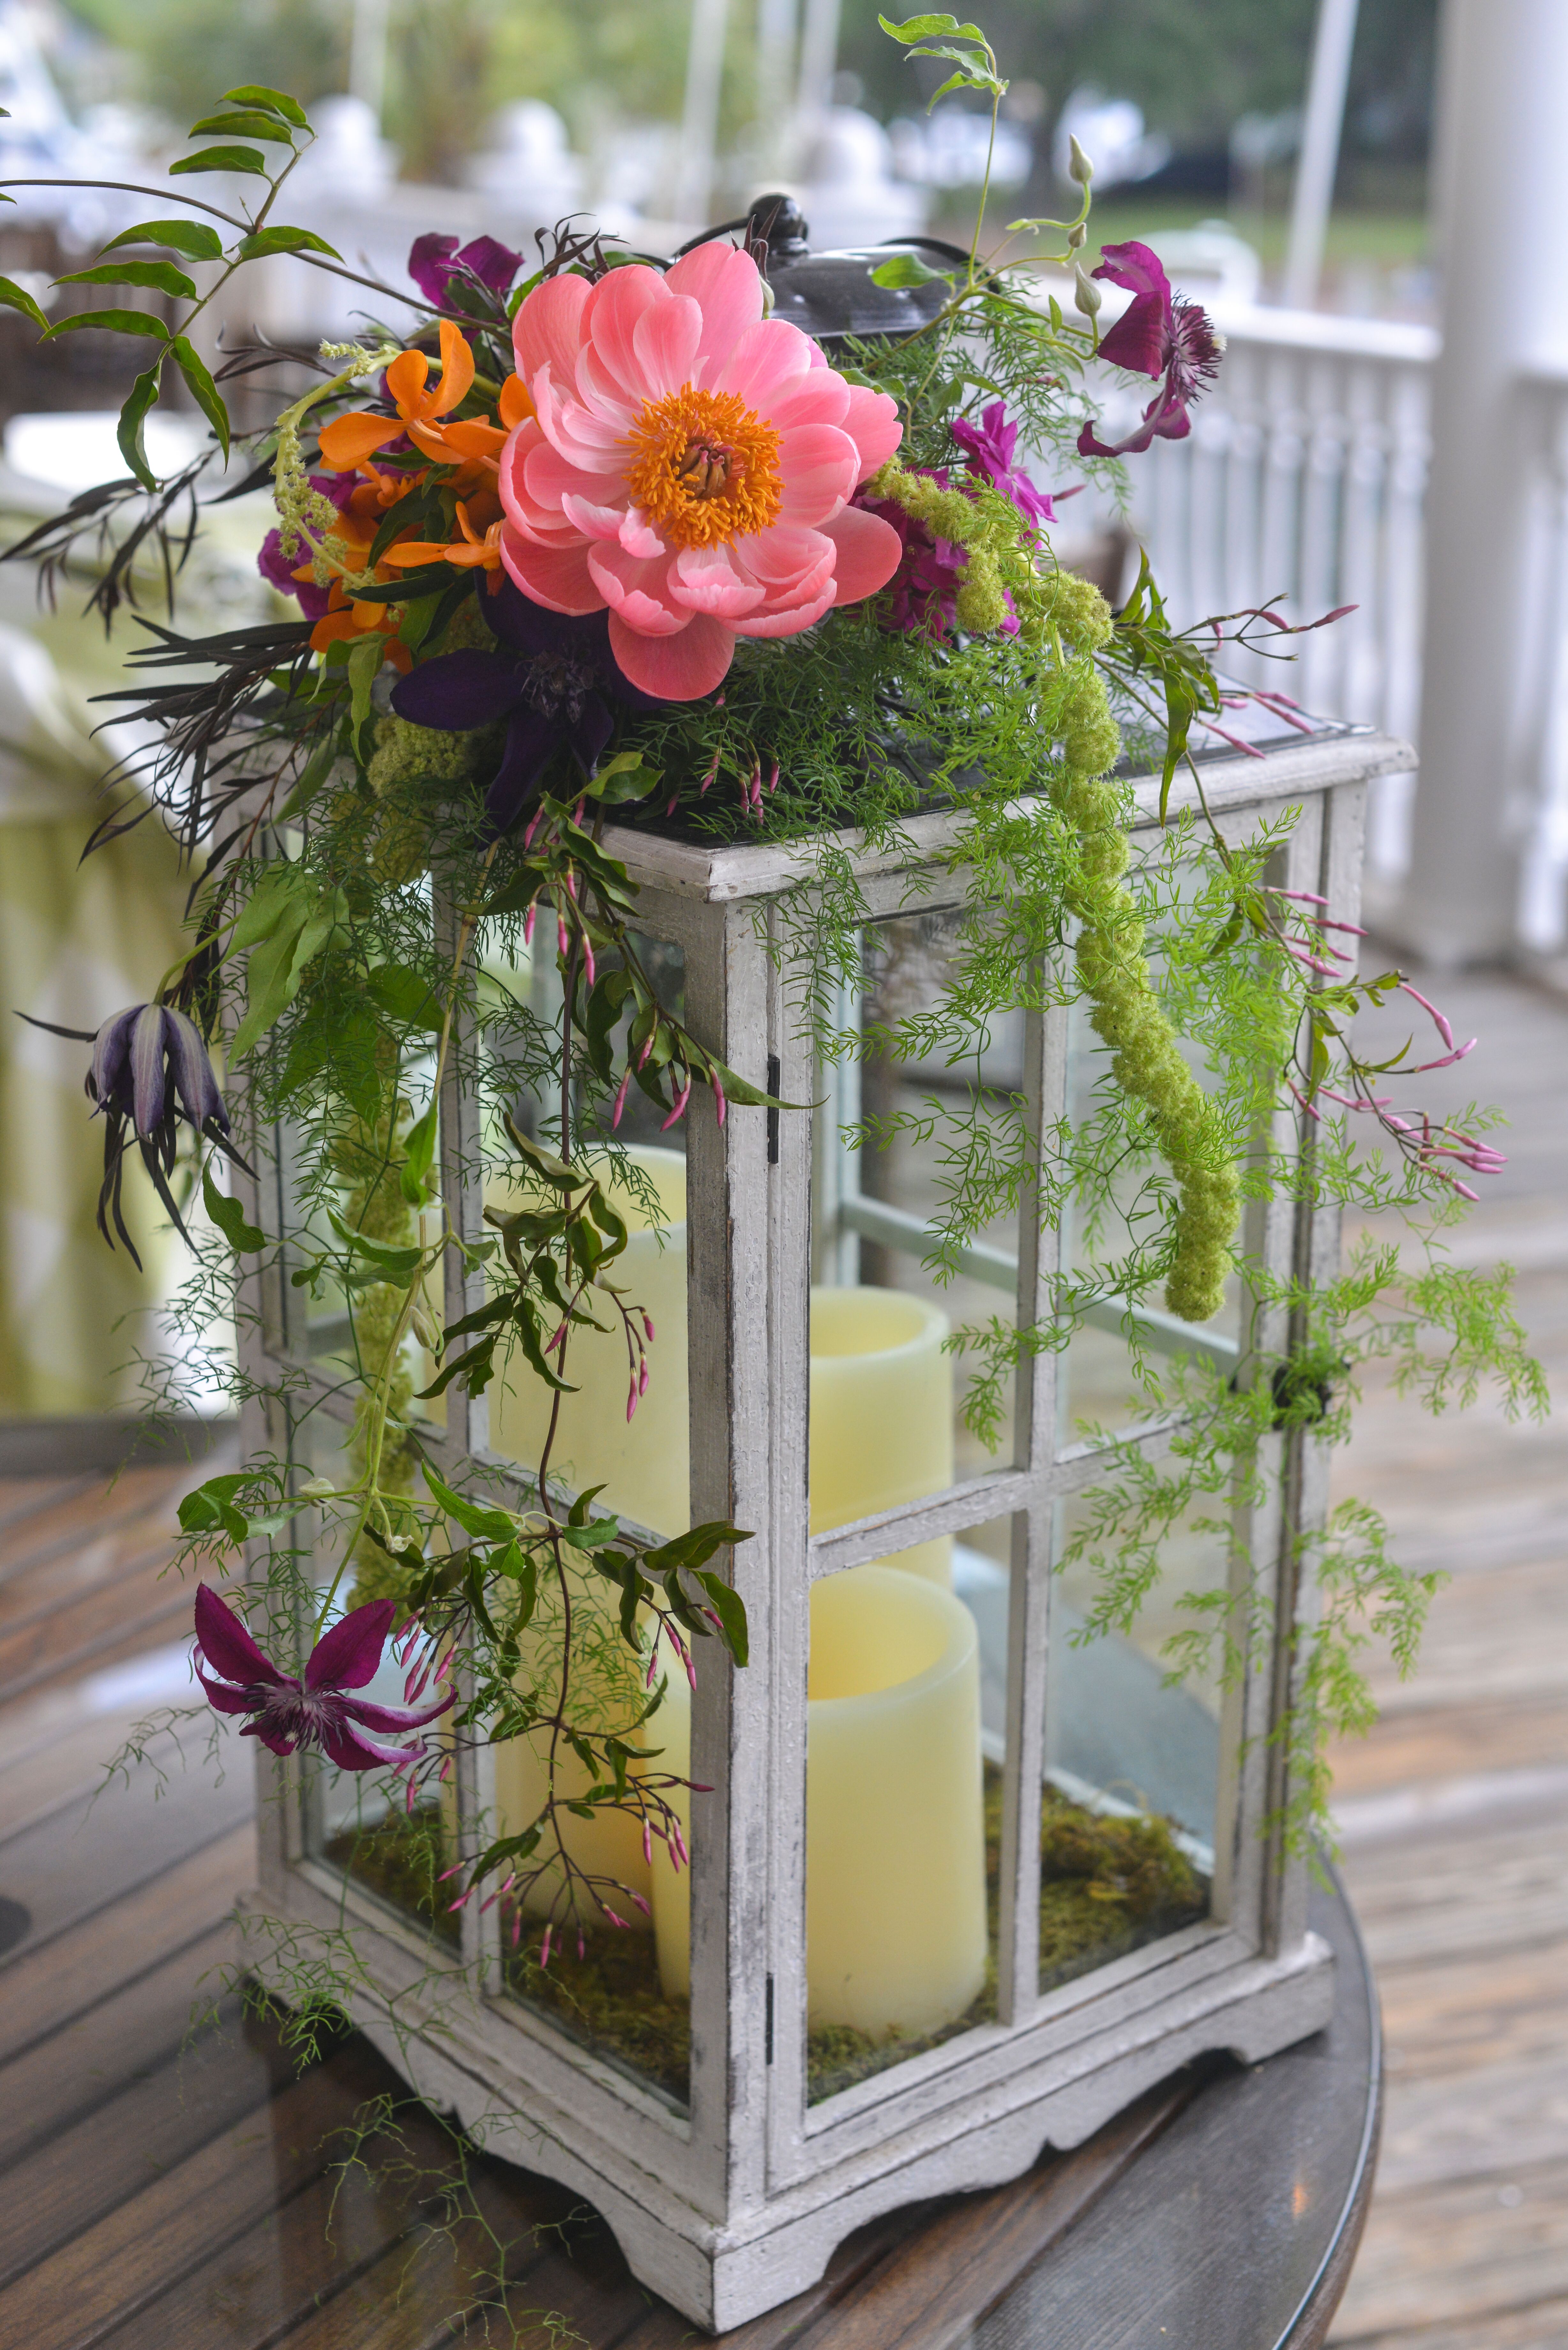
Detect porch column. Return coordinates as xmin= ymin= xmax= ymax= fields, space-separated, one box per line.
xmin=1395 ymin=0 xmax=1568 ymax=963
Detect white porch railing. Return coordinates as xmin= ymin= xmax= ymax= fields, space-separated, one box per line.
xmin=1079 ymin=301 xmax=1568 ymax=958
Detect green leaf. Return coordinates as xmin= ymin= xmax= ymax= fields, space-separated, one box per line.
xmin=236 ymin=224 xmax=344 ymax=262
xmin=169 ymin=145 xmax=269 ymax=178
xmin=56 ymin=259 xmax=198 ymax=300
xmin=116 ymin=362 xmax=164 ymax=491
xmin=870 ymin=253 xmax=953 ymax=291
xmin=878 ymin=11 xmax=987 ymax=38
xmin=422 ymin=1462 xmax=517 ymax=1542
xmin=170 ymin=333 xmax=230 ymax=460
xmin=202 ymin=1164 xmax=265 ymax=1252
xmin=101 ymin=218 xmax=226 ymax=262
xmin=346 ymin=629 xmax=382 ymax=751
xmin=509 ymin=1126 xmax=581 ymax=1193
xmin=222 ymin=84 xmax=310 ymax=127
xmin=642 ymin=1521 xmax=752 ymax=1577
xmin=398 ymin=1101 xmax=439 ymax=1208
xmin=559 ymin=1515 xmax=623 ymax=1552
xmin=178 ymin=1471 xmax=252 ymax=1544
xmin=415 ymin=1335 xmax=499 ymax=1400
xmin=582 ymin=750 xmax=662 ymax=804
xmin=0 ymin=276 xmax=49 ymax=332
xmin=692 ymin=1569 xmax=750 ymax=1666
xmin=42 ymin=308 xmax=171 ymax=343
xmin=187 ymin=110 xmax=298 ymax=143
xmin=365 ymin=961 xmax=446 ymax=1035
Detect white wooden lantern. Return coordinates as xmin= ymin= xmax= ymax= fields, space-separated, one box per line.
xmin=239 ymin=720 xmax=1408 ymax=2331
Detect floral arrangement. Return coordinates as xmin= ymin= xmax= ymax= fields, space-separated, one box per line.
xmin=0 ymin=12 xmax=1544 ymax=2166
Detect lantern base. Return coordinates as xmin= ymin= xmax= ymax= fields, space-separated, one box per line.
xmin=239 ymin=1877 xmax=1333 ymax=2333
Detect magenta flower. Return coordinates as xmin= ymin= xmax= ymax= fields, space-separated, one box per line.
xmin=854 ymin=476 xmax=1020 ymax=642
xmin=258 ymin=471 xmax=355 ymax=622
xmin=1077 ymin=241 xmax=1221 ymax=460
xmin=950 ymin=401 xmax=1055 ymax=527
xmin=409 ymin=232 xmax=523 ymax=309
xmin=192 ymin=1585 xmax=453 ymax=1771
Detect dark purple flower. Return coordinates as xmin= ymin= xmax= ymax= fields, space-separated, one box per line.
xmin=950 ymin=401 xmax=1055 ymax=527
xmin=193 ymin=1584 xmax=454 ymax=1771
xmin=409 ymin=232 xmax=523 ymax=310
xmin=390 ymin=575 xmax=658 ymax=836
xmin=1077 ymin=240 xmax=1222 ymax=460
xmin=16 ymin=997 xmax=248 ymax=1266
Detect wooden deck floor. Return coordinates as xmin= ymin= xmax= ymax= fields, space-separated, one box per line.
xmin=1326 ymin=961 xmax=1568 ymax=2348
xmin=0 ymin=957 xmax=1562 ymax=2347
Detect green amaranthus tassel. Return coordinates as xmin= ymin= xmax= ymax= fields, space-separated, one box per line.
xmin=1029 ymin=571 xmax=1240 ymax=1323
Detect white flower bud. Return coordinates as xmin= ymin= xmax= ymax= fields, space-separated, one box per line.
xmin=298 ymin=1475 xmax=335 ymax=1500
xmin=1068 ymin=134 xmax=1094 ymax=186
xmin=1073 ymin=263 xmax=1103 ymax=318
xmin=1067 ymin=219 xmax=1087 ymax=249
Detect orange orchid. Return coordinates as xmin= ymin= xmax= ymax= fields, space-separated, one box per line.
xmin=308 ymin=580 xmax=413 ymax=670
xmin=380 ymin=495 xmax=507 ymax=588
xmin=318 ymin=324 xmax=533 ymax=477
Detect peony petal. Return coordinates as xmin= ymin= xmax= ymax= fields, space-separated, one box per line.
xmin=665 ymin=239 xmax=766 ymax=382
xmin=500 ymin=529 xmax=604 ymax=613
xmin=305 ymin=1596 xmax=397 ymax=1691
xmin=631 ymin=293 xmax=703 ymax=400
xmin=822 ymin=503 xmax=905 ymax=605
xmin=669 ymin=543 xmax=766 ymax=618
xmin=713 ymin=316 xmax=818 ymax=410
xmin=582 ymin=264 xmax=669 ymax=400
xmin=774 ymin=423 xmax=861 ymax=526
xmin=619 ymin=508 xmax=667 ymax=560
xmin=731 ymin=580 xmax=837 ymax=638
xmin=194 ymin=1582 xmax=288 ymax=1690
xmin=562 ymin=491 xmax=629 ymax=542
xmin=726 ymin=522 xmax=835 ymax=588
xmin=750 ymin=365 xmax=848 ymax=437
xmin=513 ymin=270 xmax=592 ymax=397
xmin=609 ymin=608 xmax=734 ymax=699
xmin=840 ymin=384 xmax=903 ymax=480
xmin=588 ymin=540 xmax=687 ymax=632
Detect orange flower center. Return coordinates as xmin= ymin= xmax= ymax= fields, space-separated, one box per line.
xmin=624 ymin=384 xmax=782 ymax=550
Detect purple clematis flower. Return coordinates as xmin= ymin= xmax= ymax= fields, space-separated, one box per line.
xmin=193 ymin=1584 xmax=454 ymax=1771
xmin=390 ymin=574 xmax=658 ymax=837
xmin=408 ymin=232 xmax=523 ymax=310
xmin=258 ymin=471 xmax=355 ymax=622
xmin=1077 ymin=241 xmax=1222 ymax=460
xmin=17 ymin=997 xmax=245 ymax=1267
xmin=950 ymin=401 xmax=1055 ymax=527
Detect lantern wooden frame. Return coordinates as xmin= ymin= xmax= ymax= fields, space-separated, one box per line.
xmin=236 ymin=724 xmax=1409 ymax=2331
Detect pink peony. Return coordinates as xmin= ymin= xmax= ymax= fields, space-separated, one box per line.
xmin=496 ymin=241 xmax=906 ymax=700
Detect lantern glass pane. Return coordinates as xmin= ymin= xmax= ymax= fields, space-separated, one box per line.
xmin=803 ymin=1513 xmax=1014 ymax=2105
xmin=480 ymin=926 xmax=690 ymax=1542
xmin=1059 ymin=974 xmax=1246 ymax=1441
xmin=1038 ymin=1487 xmax=1221 ymax=1993
xmin=810 ymin=910 xmax=1024 ymax=1546
xmin=493 ymin=1588 xmax=692 ymax=2116
xmin=268 ymin=1104 xmax=446 ymax=1429
xmin=292 ymin=1409 xmax=460 ymax=1946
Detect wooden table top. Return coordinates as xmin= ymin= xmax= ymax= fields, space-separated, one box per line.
xmin=0 ymin=1464 xmax=1379 ymax=2350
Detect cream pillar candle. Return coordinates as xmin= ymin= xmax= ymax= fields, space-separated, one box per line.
xmin=810 ymin=1286 xmax=954 ymax=1586
xmin=488 ymin=1145 xmax=690 ymax=1539
xmin=652 ymin=1564 xmax=986 ymax=2040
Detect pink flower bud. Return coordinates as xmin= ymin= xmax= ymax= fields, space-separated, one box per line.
xmin=629 ymin=1891 xmax=651 ymax=1917
xmin=642 ymin=1312 xmax=654 ymax=1341
xmin=627 ymin=1386 xmax=638 ymax=1422
xmin=612 ymin=1067 xmax=632 ymax=1127
xmin=638 ymin=1357 xmax=649 ymax=1396
xmin=712 ymin=1073 xmax=727 ymax=1128
xmin=523 ymin=901 xmax=537 ymax=947
xmin=540 ymin=1925 xmax=552 ymax=1968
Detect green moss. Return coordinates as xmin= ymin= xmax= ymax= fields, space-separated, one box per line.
xmin=324 ymin=1807 xmax=462 ymax=1948
xmin=320 ymin=1775 xmax=1207 ymax=2104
